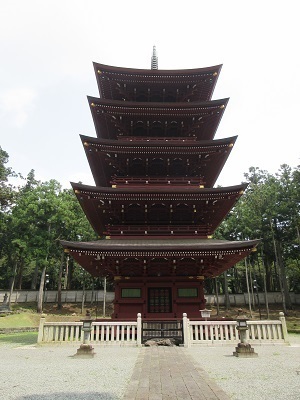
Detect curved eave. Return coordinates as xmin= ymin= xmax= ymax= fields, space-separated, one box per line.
xmin=61 ymin=238 xmax=260 ymax=278
xmin=61 ymin=238 xmax=260 ymax=252
xmin=93 ymin=62 xmax=223 ymax=77
xmin=81 ymin=134 xmax=237 ymax=187
xmin=71 ymin=181 xmax=247 ymax=196
xmin=80 ymin=134 xmax=237 ymax=149
xmin=88 ymin=97 xmax=229 ymax=141
xmin=93 ymin=62 xmax=222 ymax=101
xmin=88 ymin=96 xmax=229 ymax=112
xmin=71 ymin=183 xmax=247 ymax=237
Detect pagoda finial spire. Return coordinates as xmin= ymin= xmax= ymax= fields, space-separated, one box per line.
xmin=151 ymin=45 xmax=158 ymax=70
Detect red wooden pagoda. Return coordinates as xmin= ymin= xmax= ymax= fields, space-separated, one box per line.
xmin=61 ymin=49 xmax=259 ymax=319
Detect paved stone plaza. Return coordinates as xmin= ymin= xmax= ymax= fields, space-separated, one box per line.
xmin=123 ymin=346 xmax=229 ymax=400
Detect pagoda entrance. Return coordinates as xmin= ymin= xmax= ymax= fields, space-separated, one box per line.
xmin=142 ymin=319 xmax=183 ymax=344
xmin=148 ymin=287 xmax=172 ymax=314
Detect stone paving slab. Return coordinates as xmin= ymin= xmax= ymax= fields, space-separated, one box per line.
xmin=123 ymin=347 xmax=230 ymax=400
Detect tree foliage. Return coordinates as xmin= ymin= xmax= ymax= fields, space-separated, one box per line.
xmin=0 ymin=146 xmax=16 ymax=211
xmin=0 ymin=157 xmax=96 ymax=294
xmin=215 ymin=164 xmax=300 ymax=307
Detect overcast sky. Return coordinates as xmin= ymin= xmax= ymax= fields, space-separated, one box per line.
xmin=1 ymin=0 xmax=299 ymax=189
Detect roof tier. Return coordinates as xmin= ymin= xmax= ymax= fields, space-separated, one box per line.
xmin=61 ymin=238 xmax=260 ymax=279
xmin=88 ymin=97 xmax=228 ymax=141
xmin=93 ymin=62 xmax=222 ymax=102
xmin=81 ymin=135 xmax=237 ymax=188
xmin=72 ymin=182 xmax=246 ymax=238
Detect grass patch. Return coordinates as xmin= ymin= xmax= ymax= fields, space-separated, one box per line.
xmin=0 ymin=312 xmax=40 ymax=328
xmin=286 ymin=316 xmax=300 ymax=333
xmin=0 ymin=331 xmax=38 ymax=346
xmin=0 ymin=302 xmax=112 ymax=329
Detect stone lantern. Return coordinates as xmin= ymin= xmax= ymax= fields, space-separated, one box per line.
xmin=200 ymin=308 xmax=212 ymax=321
xmin=75 ymin=310 xmax=95 ymax=358
xmin=233 ymin=311 xmax=257 ymax=357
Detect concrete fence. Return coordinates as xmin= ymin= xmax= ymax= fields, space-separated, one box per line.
xmin=37 ymin=312 xmax=288 ymax=347
xmin=205 ymin=292 xmax=300 ymax=306
xmin=1 ymin=290 xmax=300 ymax=305
xmin=0 ymin=290 xmax=114 ymax=304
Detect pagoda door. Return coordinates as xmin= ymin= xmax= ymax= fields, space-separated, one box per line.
xmin=148 ymin=288 xmax=172 ymax=313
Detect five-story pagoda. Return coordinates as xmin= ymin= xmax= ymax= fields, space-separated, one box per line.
xmin=61 ymin=48 xmax=259 ymax=319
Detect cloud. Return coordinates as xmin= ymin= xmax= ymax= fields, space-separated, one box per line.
xmin=0 ymin=87 xmax=37 ymax=128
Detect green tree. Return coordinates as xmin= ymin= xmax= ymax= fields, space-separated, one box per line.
xmin=0 ymin=146 xmax=15 ymax=211
xmin=216 ymin=165 xmax=299 ymax=312
xmin=0 ymin=147 xmax=17 ymax=290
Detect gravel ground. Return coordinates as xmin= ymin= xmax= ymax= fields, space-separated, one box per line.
xmin=1 ymin=336 xmax=299 ymax=399
xmin=187 ymin=334 xmax=300 ymax=400
xmin=0 ymin=343 xmax=139 ymax=400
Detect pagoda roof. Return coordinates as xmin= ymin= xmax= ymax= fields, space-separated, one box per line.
xmin=88 ymin=97 xmax=228 ymax=141
xmin=93 ymin=62 xmax=222 ymax=102
xmin=80 ymin=135 xmax=237 ymax=188
xmin=61 ymin=238 xmax=260 ymax=279
xmin=72 ymin=182 xmax=247 ymax=237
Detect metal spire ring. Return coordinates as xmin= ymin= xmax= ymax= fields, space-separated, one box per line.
xmin=151 ymin=46 xmax=158 ymax=70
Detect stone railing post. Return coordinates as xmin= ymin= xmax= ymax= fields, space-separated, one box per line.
xmin=37 ymin=315 xmax=46 ymax=343
xmin=279 ymin=312 xmax=289 ymax=342
xmin=137 ymin=313 xmax=142 ymax=347
xmin=182 ymin=313 xmax=190 ymax=347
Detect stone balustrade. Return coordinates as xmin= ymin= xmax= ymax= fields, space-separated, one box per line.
xmin=37 ymin=312 xmax=288 ymax=346
xmin=38 ymin=315 xmax=141 ymax=346
xmin=184 ymin=312 xmax=289 ymax=346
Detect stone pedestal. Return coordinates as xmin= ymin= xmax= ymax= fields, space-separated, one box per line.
xmin=0 ymin=304 xmax=11 ymax=314
xmin=74 ymin=316 xmax=95 ymax=358
xmin=233 ymin=342 xmax=258 ymax=357
xmin=75 ymin=343 xmax=95 ymax=358
xmin=0 ymin=294 xmax=11 ymax=314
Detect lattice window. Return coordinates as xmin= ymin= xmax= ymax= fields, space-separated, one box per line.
xmin=125 ymin=203 xmax=144 ymax=224
xmin=148 ymin=203 xmax=169 ymax=223
xmin=130 ymin=158 xmax=145 ymax=175
xmin=148 ymin=158 xmax=165 ymax=176
xmin=148 ymin=288 xmax=172 ymax=313
xmin=170 ymin=158 xmax=185 ymax=176
xmin=172 ymin=203 xmax=193 ymax=224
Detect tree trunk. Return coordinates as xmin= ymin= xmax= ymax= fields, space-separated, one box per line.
xmin=214 ymin=277 xmax=219 ymax=316
xmin=270 ymin=218 xmax=292 ymax=313
xmin=8 ymin=260 xmax=18 ymax=308
xmin=248 ymin=261 xmax=255 ymax=311
xmin=31 ymin=259 xmax=39 ymax=290
xmin=37 ymin=266 xmax=46 ymax=313
xmin=81 ymin=282 xmax=85 ymax=315
xmin=63 ymin=255 xmax=69 ymax=290
xmin=90 ymin=278 xmax=94 ymax=306
xmin=223 ymin=272 xmax=230 ymax=310
xmin=260 ymin=251 xmax=270 ymax=319
xmin=244 ymin=257 xmax=253 ymax=318
xmin=296 ymin=225 xmax=300 ymax=246
xmin=16 ymin=259 xmax=24 ymax=290
xmin=57 ymin=251 xmax=64 ymax=310
xmin=103 ymin=277 xmax=107 ymax=318
xmin=66 ymin=258 xmax=73 ymax=290
xmin=277 ymin=242 xmax=293 ymax=309
xmin=37 ymin=222 xmax=51 ymax=313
